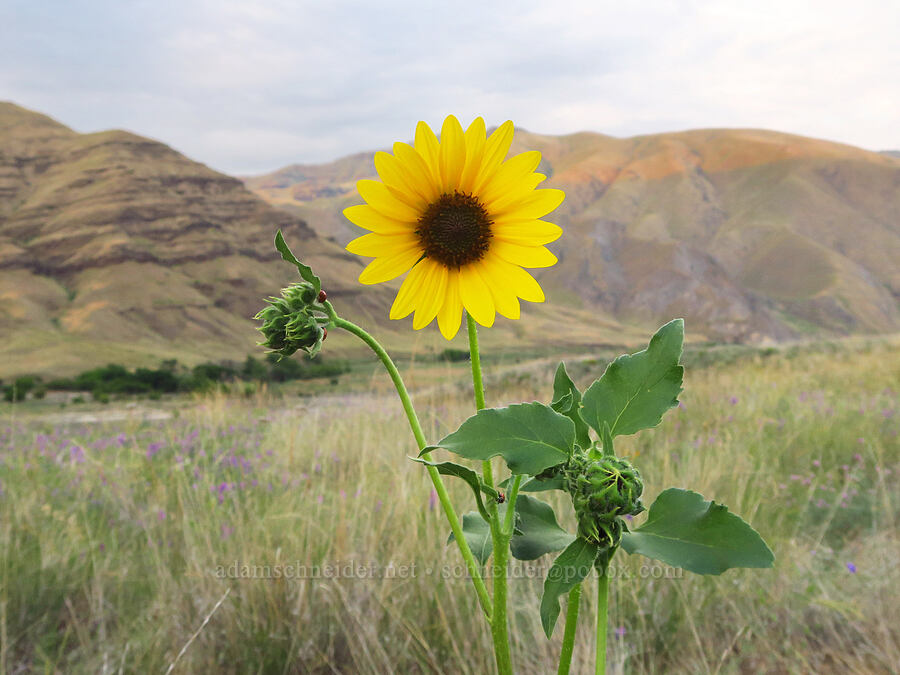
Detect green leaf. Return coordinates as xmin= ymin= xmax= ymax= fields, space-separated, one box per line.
xmin=448 ymin=513 xmax=493 ymax=566
xmin=274 ymin=230 xmax=321 ymax=294
xmin=422 ymin=402 xmax=574 ymax=475
xmin=621 ymin=488 xmax=775 ymax=575
xmin=540 ymin=538 xmax=601 ymax=638
xmin=521 ymin=475 xmax=566 ymax=492
xmin=551 ymin=362 xmax=592 ymax=449
xmin=411 ymin=458 xmax=498 ymax=522
xmin=510 ymin=495 xmax=576 ymax=561
xmin=498 ymin=475 xmax=565 ymax=492
xmin=581 ymin=319 xmax=684 ymax=438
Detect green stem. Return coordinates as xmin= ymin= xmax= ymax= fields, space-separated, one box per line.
xmin=467 ymin=313 xmax=487 ymax=411
xmin=466 ymin=313 xmax=513 ymax=675
xmin=502 ymin=474 xmax=523 ymax=536
xmin=558 ymin=584 xmax=582 ymax=675
xmin=489 ymin=519 xmax=513 ymax=675
xmin=328 ymin=308 xmax=492 ymax=619
xmin=595 ymin=566 xmax=610 ymax=675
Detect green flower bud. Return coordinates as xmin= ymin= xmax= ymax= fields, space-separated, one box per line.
xmin=534 ymin=463 xmax=564 ymax=482
xmin=255 ymin=282 xmax=326 ymax=358
xmin=563 ymin=452 xmax=644 ymax=547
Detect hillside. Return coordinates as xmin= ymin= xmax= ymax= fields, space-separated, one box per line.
xmin=0 ymin=103 xmax=640 ymax=378
xmin=0 ymin=102 xmax=396 ymax=377
xmin=246 ymin=127 xmax=900 ymax=343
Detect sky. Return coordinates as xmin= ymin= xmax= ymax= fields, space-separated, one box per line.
xmin=2 ymin=0 xmax=899 ymax=175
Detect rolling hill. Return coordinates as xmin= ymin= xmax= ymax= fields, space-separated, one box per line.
xmin=2 ymin=102 xmax=898 ymax=377
xmin=0 ymin=102 xmax=399 ymax=377
xmin=246 ymin=126 xmax=900 ymax=344
xmin=0 ymin=103 xmax=640 ymax=378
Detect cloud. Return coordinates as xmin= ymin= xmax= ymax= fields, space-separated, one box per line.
xmin=1 ymin=0 xmax=898 ymax=173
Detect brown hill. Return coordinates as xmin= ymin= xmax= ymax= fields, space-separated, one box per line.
xmin=0 ymin=102 xmax=399 ymax=377
xmin=246 ymin=127 xmax=900 ymax=343
xmin=1 ymin=103 xmax=640 ymax=378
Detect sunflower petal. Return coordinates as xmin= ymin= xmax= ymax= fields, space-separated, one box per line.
xmin=458 ymin=265 xmax=496 ymax=327
xmin=392 ymin=142 xmax=441 ymax=203
xmin=413 ymin=262 xmax=448 ymax=330
xmin=357 ymin=179 xmax=422 ymax=221
xmin=484 ymin=253 xmax=546 ymax=302
xmin=358 ymin=247 xmax=423 ymax=285
xmin=437 ymin=270 xmax=463 ymax=340
xmin=390 ymin=261 xmax=431 ymax=319
xmin=482 ymin=173 xmax=546 ymax=213
xmin=374 ymin=151 xmax=428 ymax=209
xmin=478 ymin=151 xmax=542 ymax=206
xmin=492 ymin=187 xmax=565 ymax=220
xmin=492 ymin=240 xmax=558 ymax=268
xmin=471 ymin=120 xmax=514 ymax=194
xmin=458 ymin=117 xmax=487 ymax=194
xmin=415 ymin=121 xmax=441 ymax=185
xmin=346 ymin=232 xmax=419 ymax=257
xmin=438 ymin=115 xmax=466 ymax=193
xmin=492 ymin=219 xmax=563 ymax=245
xmin=478 ymin=256 xmax=521 ymax=320
xmin=343 ymin=204 xmax=416 ymax=234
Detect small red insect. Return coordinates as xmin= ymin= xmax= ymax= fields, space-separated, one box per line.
xmin=497 ymin=491 xmax=506 ymax=503
xmin=317 ymin=289 xmax=327 ymax=303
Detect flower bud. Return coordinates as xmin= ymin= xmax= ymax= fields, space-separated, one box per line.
xmin=563 ymin=452 xmax=644 ymax=548
xmin=255 ymin=282 xmax=326 ymax=358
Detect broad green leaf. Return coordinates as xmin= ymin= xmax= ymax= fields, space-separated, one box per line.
xmin=521 ymin=475 xmax=566 ymax=492
xmin=448 ymin=513 xmax=493 ymax=566
xmin=581 ymin=319 xmax=684 ymax=438
xmin=551 ymin=362 xmax=592 ymax=449
xmin=498 ymin=474 xmax=565 ymax=492
xmin=510 ymin=495 xmax=575 ymax=561
xmin=621 ymin=488 xmax=775 ymax=575
xmin=411 ymin=458 xmax=498 ymax=522
xmin=540 ymin=538 xmax=601 ymax=638
xmin=274 ymin=230 xmax=321 ymax=294
xmin=422 ymin=402 xmax=575 ymax=475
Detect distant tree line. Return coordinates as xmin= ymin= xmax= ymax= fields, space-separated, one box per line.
xmin=2 ymin=355 xmax=350 ymax=402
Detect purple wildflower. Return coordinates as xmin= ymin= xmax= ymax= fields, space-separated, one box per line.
xmin=846 ymin=562 xmax=857 ymax=573
xmin=146 ymin=442 xmax=164 ymax=459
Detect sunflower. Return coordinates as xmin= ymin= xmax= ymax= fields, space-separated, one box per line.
xmin=343 ymin=115 xmax=564 ymax=339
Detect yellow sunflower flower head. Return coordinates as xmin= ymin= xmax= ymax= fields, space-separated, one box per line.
xmin=343 ymin=115 xmax=565 ymax=340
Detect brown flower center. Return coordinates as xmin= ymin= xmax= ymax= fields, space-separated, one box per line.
xmin=415 ymin=192 xmax=493 ymax=268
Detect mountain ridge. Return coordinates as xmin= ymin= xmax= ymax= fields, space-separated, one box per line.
xmin=2 ymin=102 xmax=898 ymax=377
xmin=245 ymin=124 xmax=900 ymax=343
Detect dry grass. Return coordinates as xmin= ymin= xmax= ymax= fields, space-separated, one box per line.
xmin=1 ymin=338 xmax=898 ymax=673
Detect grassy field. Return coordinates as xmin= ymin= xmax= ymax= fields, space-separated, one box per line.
xmin=1 ymin=337 xmax=898 ymax=674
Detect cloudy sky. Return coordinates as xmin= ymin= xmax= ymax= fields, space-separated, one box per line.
xmin=3 ymin=0 xmax=899 ymax=175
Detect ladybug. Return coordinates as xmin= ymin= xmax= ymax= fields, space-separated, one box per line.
xmin=497 ymin=491 xmax=506 ymax=504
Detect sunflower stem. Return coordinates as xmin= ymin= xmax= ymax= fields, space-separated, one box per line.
xmin=557 ymin=584 xmax=582 ymax=675
xmin=595 ymin=565 xmax=610 ymax=675
xmin=466 ymin=313 xmax=514 ymax=675
xmin=502 ymin=474 xmax=523 ymax=537
xmin=328 ymin=307 xmax=493 ymax=619
xmin=467 ymin=312 xmax=487 ymax=411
